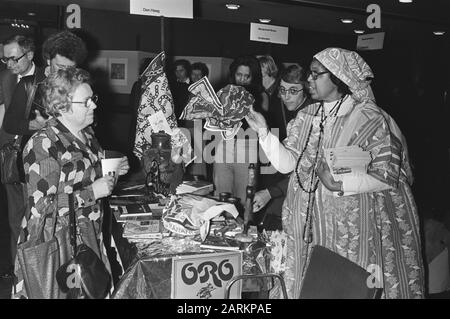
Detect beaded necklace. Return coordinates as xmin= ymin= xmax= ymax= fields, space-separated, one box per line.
xmin=294 ymin=95 xmax=346 ymax=243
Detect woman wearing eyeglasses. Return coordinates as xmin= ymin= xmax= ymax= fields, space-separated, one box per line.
xmin=14 ymin=67 xmax=129 ymax=298
xmin=253 ymin=64 xmax=314 ymax=231
xmin=246 ymin=48 xmax=424 ymax=299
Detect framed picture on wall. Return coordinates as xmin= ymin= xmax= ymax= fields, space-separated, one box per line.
xmin=109 ymin=58 xmax=128 ymax=86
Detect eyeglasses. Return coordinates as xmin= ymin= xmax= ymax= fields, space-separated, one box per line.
xmin=72 ymin=94 xmax=98 ymax=108
xmin=309 ymin=70 xmax=330 ymax=80
xmin=279 ymin=87 xmax=304 ymax=95
xmin=1 ymin=51 xmax=29 ymax=64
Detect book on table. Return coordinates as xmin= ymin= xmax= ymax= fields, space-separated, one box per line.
xmin=111 ymin=202 xmax=164 ymax=222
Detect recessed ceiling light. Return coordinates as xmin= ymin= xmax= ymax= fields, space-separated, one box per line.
xmin=354 ymin=30 xmax=365 ymax=34
xmin=225 ymin=4 xmax=240 ymax=10
xmin=259 ymin=18 xmax=271 ymax=23
xmin=27 ymin=12 xmax=36 ymax=16
xmin=399 ymin=0 xmax=413 ymax=3
xmin=340 ymin=18 xmax=354 ymax=24
xmin=433 ymin=31 xmax=445 ymax=36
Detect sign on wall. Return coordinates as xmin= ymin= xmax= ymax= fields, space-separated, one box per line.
xmin=250 ymin=22 xmax=289 ymax=45
xmin=356 ymin=32 xmax=385 ymax=50
xmin=130 ymin=0 xmax=193 ymax=19
xmin=171 ymin=251 xmax=242 ymax=299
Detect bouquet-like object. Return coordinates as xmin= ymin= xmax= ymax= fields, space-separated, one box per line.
xmin=180 ymin=77 xmax=255 ymax=140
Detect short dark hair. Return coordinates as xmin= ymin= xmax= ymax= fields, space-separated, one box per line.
xmin=173 ymin=59 xmax=191 ymax=75
xmin=281 ymin=64 xmax=307 ymax=84
xmin=42 ymin=30 xmax=87 ymax=65
xmin=191 ymin=62 xmax=209 ymax=77
xmin=3 ymin=35 xmax=35 ymax=53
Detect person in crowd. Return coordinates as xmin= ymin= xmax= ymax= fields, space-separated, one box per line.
xmin=16 ymin=67 xmax=129 ymax=298
xmin=1 ymin=32 xmax=87 ymax=277
xmin=252 ymin=64 xmax=313 ymax=231
xmin=246 ymin=47 xmax=424 ymax=298
xmin=190 ymin=62 xmax=209 ymax=84
xmin=258 ymin=55 xmax=279 ymax=99
xmin=185 ymin=61 xmax=210 ymax=179
xmin=0 ymin=35 xmax=43 ymax=278
xmin=171 ymin=59 xmax=191 ymax=120
xmin=213 ymin=55 xmax=268 ymax=207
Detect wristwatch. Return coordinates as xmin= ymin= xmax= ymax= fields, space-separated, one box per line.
xmin=337 ymin=180 xmax=344 ymax=197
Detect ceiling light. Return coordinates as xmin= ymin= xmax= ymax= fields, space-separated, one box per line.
xmin=259 ymin=18 xmax=271 ymax=23
xmin=399 ymin=0 xmax=413 ymax=3
xmin=27 ymin=12 xmax=36 ymax=16
xmin=340 ymin=18 xmax=354 ymax=24
xmin=225 ymin=4 xmax=240 ymax=10
xmin=433 ymin=31 xmax=445 ymax=36
xmin=354 ymin=29 xmax=365 ymax=34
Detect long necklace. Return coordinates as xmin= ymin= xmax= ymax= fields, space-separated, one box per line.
xmin=294 ymin=95 xmax=346 ymax=244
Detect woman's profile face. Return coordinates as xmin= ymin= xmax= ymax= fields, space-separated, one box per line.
xmin=62 ymin=83 xmax=97 ymax=129
xmin=234 ymin=65 xmax=252 ymax=86
xmin=307 ymin=59 xmax=338 ymax=102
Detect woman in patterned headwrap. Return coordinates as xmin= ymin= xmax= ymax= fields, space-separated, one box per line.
xmin=16 ymin=67 xmax=129 ymax=298
xmin=246 ymin=48 xmax=424 ymax=299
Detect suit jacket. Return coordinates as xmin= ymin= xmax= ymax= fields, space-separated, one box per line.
xmin=0 ymin=69 xmax=18 ymax=147
xmin=3 ymin=67 xmax=46 ymax=140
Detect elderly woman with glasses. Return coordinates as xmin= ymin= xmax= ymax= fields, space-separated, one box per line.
xmin=15 ymin=67 xmax=129 ymax=298
xmin=246 ymin=48 xmax=424 ymax=299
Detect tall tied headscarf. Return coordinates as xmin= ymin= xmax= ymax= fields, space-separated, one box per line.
xmin=314 ymin=48 xmax=375 ymax=102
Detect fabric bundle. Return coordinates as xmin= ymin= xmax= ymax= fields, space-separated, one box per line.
xmin=180 ymin=77 xmax=255 ymax=140
xmin=133 ymin=52 xmax=192 ymax=161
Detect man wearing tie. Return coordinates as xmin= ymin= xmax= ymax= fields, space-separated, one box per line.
xmin=0 ymin=35 xmax=44 ymax=278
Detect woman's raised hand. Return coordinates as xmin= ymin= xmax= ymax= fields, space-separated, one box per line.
xmin=245 ymin=108 xmax=268 ymax=132
xmin=92 ymin=175 xmax=115 ymax=200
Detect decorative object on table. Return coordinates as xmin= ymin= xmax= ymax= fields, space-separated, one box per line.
xmin=162 ymin=194 xmax=239 ymax=241
xmin=142 ymin=131 xmax=184 ymax=196
xmin=55 ymin=194 xmax=111 ymax=299
xmin=180 ymin=77 xmax=255 ymax=140
xmin=133 ymin=51 xmax=192 ymax=194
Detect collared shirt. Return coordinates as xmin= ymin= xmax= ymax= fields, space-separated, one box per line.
xmin=17 ymin=62 xmax=35 ymax=83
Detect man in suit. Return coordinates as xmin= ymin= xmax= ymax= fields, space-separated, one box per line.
xmin=0 ymin=35 xmax=41 ymax=278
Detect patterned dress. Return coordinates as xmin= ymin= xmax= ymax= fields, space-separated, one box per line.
xmin=270 ymin=96 xmax=424 ymax=299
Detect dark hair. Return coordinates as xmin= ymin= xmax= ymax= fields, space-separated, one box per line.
xmin=42 ymin=31 xmax=87 ymax=65
xmin=329 ymin=73 xmax=352 ymax=96
xmin=3 ymin=35 xmax=35 ymax=53
xmin=173 ymin=59 xmax=191 ymax=76
xmin=229 ymin=55 xmax=263 ymax=89
xmin=191 ymin=62 xmax=209 ymax=77
xmin=281 ymin=64 xmax=307 ymax=84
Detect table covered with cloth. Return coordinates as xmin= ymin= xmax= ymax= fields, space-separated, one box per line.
xmin=110 ymin=235 xmax=271 ymax=299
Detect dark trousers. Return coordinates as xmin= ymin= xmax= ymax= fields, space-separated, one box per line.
xmin=4 ymin=182 xmax=27 ymax=263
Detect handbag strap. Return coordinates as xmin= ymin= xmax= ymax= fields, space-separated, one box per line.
xmin=68 ymin=193 xmax=77 ymax=252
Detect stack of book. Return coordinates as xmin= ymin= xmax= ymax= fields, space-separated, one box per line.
xmin=110 ymin=202 xmax=164 ymax=223
xmin=122 ymin=219 xmax=169 ymax=241
xmin=324 ymin=146 xmax=372 ymax=176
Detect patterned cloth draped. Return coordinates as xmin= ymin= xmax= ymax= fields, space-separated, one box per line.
xmin=133 ymin=52 xmax=191 ymax=160
xmin=270 ymin=97 xmax=425 ymax=299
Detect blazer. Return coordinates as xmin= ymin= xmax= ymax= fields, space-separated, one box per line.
xmin=3 ymin=67 xmax=46 ymax=139
xmin=0 ymin=70 xmax=18 ymax=146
